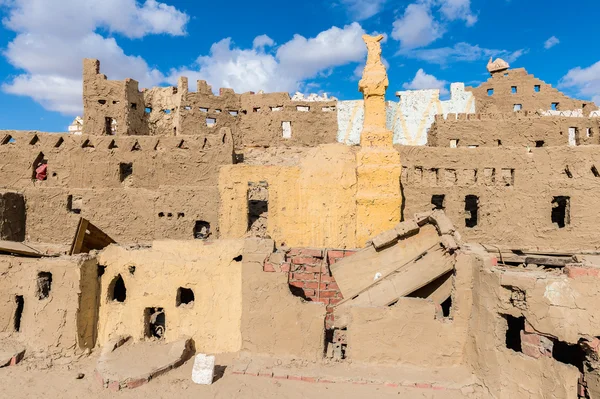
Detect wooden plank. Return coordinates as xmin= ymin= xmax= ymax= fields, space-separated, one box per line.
xmin=70 ymin=218 xmax=116 ymax=255
xmin=337 ymin=246 xmax=454 ymax=309
xmin=0 ymin=240 xmax=45 ymax=257
xmin=331 ymin=224 xmax=441 ymax=300
xmin=524 ymin=256 xmax=572 ymax=267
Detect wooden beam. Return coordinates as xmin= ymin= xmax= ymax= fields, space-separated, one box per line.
xmin=0 ymin=240 xmax=46 ymax=257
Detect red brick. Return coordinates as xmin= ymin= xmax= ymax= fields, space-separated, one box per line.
xmin=108 ymin=381 xmax=121 ymax=392
xmin=292 ymin=257 xmax=320 ymax=265
xmin=300 ymin=249 xmax=324 ymax=258
xmin=327 ymin=250 xmax=345 ymax=259
xmin=288 ymin=281 xmax=304 ymax=288
xmin=300 ymin=266 xmax=323 ymax=273
xmin=491 ymin=257 xmax=498 ymax=266
xmin=320 ymin=274 xmax=334 ymax=283
xmin=303 ymin=289 xmax=316 ymax=297
xmin=288 ymin=248 xmax=302 ymax=256
xmin=520 ymin=332 xmax=541 ymax=346
xmin=263 ymin=263 xmax=276 ymax=272
xmin=258 ymin=371 xmax=273 ymax=378
xmin=384 ymin=383 xmax=399 ymax=388
xmin=273 ymin=375 xmax=288 ymax=380
xmin=329 ymin=298 xmax=343 ymax=305
xmin=301 ymin=376 xmax=317 ymax=383
xmin=288 ymin=375 xmax=302 ymax=381
xmin=565 ymin=266 xmax=600 ymax=278
xmin=127 ymin=378 xmax=148 ymax=389
xmin=319 ymin=291 xmax=338 ymax=298
xmin=415 ymin=383 xmax=432 ymax=389
xmin=326 ymin=282 xmax=340 ymax=290
xmin=304 ymin=281 xmax=319 ymax=289
xmin=352 ymin=380 xmax=368 ymax=385
xmin=343 ymin=251 xmax=357 ymax=257
xmin=579 ymin=383 xmax=587 ymax=397
xmin=522 ymin=343 xmax=542 ymax=359
xmin=292 ymin=272 xmax=317 ymax=281
xmin=280 ymin=263 xmax=291 ymax=272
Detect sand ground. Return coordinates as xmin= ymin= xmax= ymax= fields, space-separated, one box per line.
xmin=0 ymin=353 xmax=470 ymax=398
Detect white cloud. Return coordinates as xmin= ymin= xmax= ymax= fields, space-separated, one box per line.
xmin=544 ymin=36 xmax=560 ymax=49
xmin=1 ymin=0 xmax=189 ymax=114
xmin=253 ymin=35 xmax=275 ymax=49
xmin=438 ymin=0 xmax=477 ymax=26
xmin=559 ymin=61 xmax=600 ymax=106
xmin=392 ymin=3 xmax=444 ymax=49
xmin=402 ymin=42 xmax=527 ymax=65
xmin=339 ymin=0 xmax=387 ymax=20
xmin=402 ymin=68 xmax=448 ymax=95
xmin=391 ymin=0 xmax=477 ymax=49
xmin=168 ymin=23 xmax=367 ymax=94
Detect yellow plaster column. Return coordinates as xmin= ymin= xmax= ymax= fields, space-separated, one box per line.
xmin=355 ymin=34 xmax=403 ymax=245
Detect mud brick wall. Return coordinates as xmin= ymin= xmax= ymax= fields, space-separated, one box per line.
xmin=263 ymin=247 xmax=357 ymax=329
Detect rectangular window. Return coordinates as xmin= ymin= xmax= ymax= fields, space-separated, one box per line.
xmin=511 ymin=86 xmax=517 ymax=94
xmin=450 ymin=139 xmax=459 ymax=148
xmin=568 ymin=127 xmax=578 ymax=146
xmin=551 ymin=196 xmax=570 ymax=228
xmin=282 ymin=121 xmax=292 ymax=139
xmin=487 ymin=88 xmax=494 ymax=96
xmin=513 ymin=104 xmax=522 ymax=111
xmin=431 ymin=195 xmax=445 ymax=210
xmin=465 ymin=195 xmax=479 ymax=228
xmin=206 ymin=118 xmax=216 ymax=127
xmin=551 ymin=103 xmax=559 ymax=111
xmin=534 ymin=85 xmax=541 ymax=93
xmin=248 ymin=181 xmax=269 ymax=237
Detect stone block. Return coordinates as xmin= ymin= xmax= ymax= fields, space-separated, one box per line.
xmin=371 ymin=228 xmax=399 ymax=250
xmin=429 ymin=210 xmax=455 ymax=235
xmin=440 ymin=234 xmax=458 ymax=251
xmin=394 ymin=220 xmax=419 ymax=238
xmin=192 ymin=353 xmax=216 ymax=385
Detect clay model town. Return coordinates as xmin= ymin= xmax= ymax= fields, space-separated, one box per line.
xmin=1 ymin=34 xmax=600 ymax=399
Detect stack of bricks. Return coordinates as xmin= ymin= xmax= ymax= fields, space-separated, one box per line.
xmin=263 ymin=248 xmax=357 ymax=328
xmin=520 ymin=321 xmax=553 ymax=359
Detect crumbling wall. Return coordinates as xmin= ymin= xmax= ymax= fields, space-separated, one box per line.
xmin=465 ymin=252 xmax=580 ymax=398
xmin=96 ymin=240 xmax=245 ymax=353
xmin=238 ymin=92 xmax=338 ymax=148
xmin=0 ymin=130 xmax=234 ymax=244
xmin=240 ymin=239 xmax=326 ymax=361
xmin=0 ymin=255 xmax=98 ymax=357
xmin=346 ymin=252 xmax=473 ymax=366
xmin=82 ymin=59 xmax=338 ymax=149
xmin=219 ymin=144 xmax=359 ymax=248
xmin=468 ymin=68 xmax=595 ymax=114
xmin=0 ymin=191 xmax=25 ymax=241
xmin=399 ymin=145 xmax=600 ymax=251
xmin=428 ymin=113 xmax=600 ymax=147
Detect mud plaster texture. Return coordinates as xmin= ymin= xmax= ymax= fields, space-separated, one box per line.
xmin=428 ymin=112 xmax=600 ymax=147
xmin=240 ymin=239 xmax=326 ymax=361
xmin=0 ymin=254 xmax=98 ymax=358
xmin=96 ymin=240 xmax=244 ymax=353
xmin=468 ymin=68 xmax=597 ymax=114
xmin=398 ymin=145 xmax=600 ymax=251
xmin=346 ymin=252 xmax=473 ymax=367
xmin=0 ymin=130 xmax=234 ymax=244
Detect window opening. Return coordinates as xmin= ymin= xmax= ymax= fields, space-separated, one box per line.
xmin=14 ymin=295 xmax=24 ymax=332
xmin=551 ymin=196 xmax=570 ymax=228
xmin=465 ymin=195 xmax=479 ymax=228
xmin=193 ymin=221 xmax=211 ymax=239
xmin=503 ymin=314 xmax=524 ymax=353
xmin=109 ymin=274 xmax=127 ymax=302
xmin=431 ymin=195 xmax=445 ymax=210
xmin=36 ymin=272 xmax=52 ymax=300
xmin=176 ymin=288 xmax=195 ymax=307
xmin=144 ymin=307 xmax=165 ymax=339
xmin=248 ymin=182 xmax=269 ymax=237
xmin=119 ymin=163 xmax=133 ymax=182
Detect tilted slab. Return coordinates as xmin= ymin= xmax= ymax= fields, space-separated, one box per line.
xmin=95 ymin=336 xmax=193 ymax=391
xmin=331 ymin=224 xmax=441 ymax=301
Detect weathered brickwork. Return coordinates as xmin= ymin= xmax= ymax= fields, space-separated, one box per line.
xmin=263 ymin=247 xmax=357 ymax=328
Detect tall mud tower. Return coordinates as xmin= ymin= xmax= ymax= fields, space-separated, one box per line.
xmin=356 ymin=34 xmax=403 ymax=245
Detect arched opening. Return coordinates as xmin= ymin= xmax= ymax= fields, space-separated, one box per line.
xmin=108 ymin=274 xmax=127 ymax=302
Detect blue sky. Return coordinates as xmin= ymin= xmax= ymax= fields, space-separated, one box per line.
xmin=0 ymin=0 xmax=598 ymax=132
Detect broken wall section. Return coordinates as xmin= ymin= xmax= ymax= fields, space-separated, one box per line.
xmin=0 ymin=254 xmax=99 ymax=358
xmin=428 ymin=113 xmax=600 ymax=147
xmin=0 ymin=191 xmax=25 ymax=241
xmin=468 ymin=68 xmax=596 ymax=114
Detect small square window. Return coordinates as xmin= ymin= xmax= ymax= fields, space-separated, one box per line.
xmin=487 ymin=89 xmax=494 ymax=96
xmin=551 ymin=103 xmax=559 ymax=111
xmin=534 ymin=85 xmax=541 ymax=93
xmin=513 ymin=104 xmax=522 ymax=111
xmin=450 ymin=139 xmax=459 ymax=148
xmin=511 ymin=86 xmax=517 ymax=94
xmin=145 ymin=107 xmax=152 ymax=113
